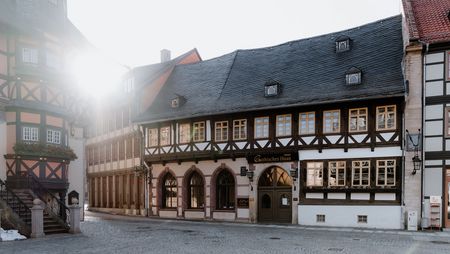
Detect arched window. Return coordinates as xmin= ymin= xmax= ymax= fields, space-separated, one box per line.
xmin=188 ymin=172 xmax=204 ymax=209
xmin=216 ymin=170 xmax=235 ymax=209
xmin=162 ymin=173 xmax=177 ymax=208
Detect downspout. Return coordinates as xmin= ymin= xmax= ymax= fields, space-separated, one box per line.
xmin=420 ymin=42 xmax=429 ymax=229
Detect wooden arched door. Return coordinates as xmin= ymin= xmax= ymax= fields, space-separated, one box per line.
xmin=257 ymin=166 xmax=292 ymax=223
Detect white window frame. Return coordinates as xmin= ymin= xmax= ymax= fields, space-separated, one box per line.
xmin=328 ymin=161 xmax=346 ymax=186
xmin=23 ymin=126 xmax=39 ymax=141
xmin=276 ymin=114 xmax=291 ymax=137
xmin=376 ymin=159 xmax=396 ymax=187
xmin=147 ymin=128 xmax=158 ymax=147
xmin=254 ymin=117 xmax=269 ymax=139
xmin=47 ymin=129 xmax=61 ymax=144
xmin=178 ymin=123 xmax=190 ymax=144
xmin=22 ymin=47 xmax=38 ymax=64
xmin=323 ymin=110 xmax=340 ymax=133
xmin=124 ymin=78 xmax=134 ymax=93
xmin=349 ymin=108 xmax=367 ymax=132
xmin=306 ymin=162 xmax=323 ymax=187
xmin=192 ymin=122 xmax=205 ymax=142
xmin=215 ymin=121 xmax=228 ymax=142
xmin=160 ymin=126 xmax=171 ymax=146
xmin=299 ymin=112 xmax=315 ymax=135
xmin=351 ymin=160 xmax=370 ymax=187
xmin=376 ymin=105 xmax=396 ymax=131
xmin=233 ymin=119 xmax=247 ymax=140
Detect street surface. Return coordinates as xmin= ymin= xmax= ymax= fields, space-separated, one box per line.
xmin=2 ymin=211 xmax=450 ymax=254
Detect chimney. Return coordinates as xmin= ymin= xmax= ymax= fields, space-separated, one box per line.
xmin=160 ymin=49 xmax=171 ymax=63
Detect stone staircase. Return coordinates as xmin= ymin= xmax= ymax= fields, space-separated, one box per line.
xmin=1 ymin=189 xmax=68 ymax=234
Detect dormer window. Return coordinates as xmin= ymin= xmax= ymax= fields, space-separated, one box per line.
xmin=264 ymin=81 xmax=281 ymax=97
xmin=170 ymin=94 xmax=186 ymax=108
xmin=171 ymin=97 xmax=179 ymax=108
xmin=345 ymin=67 xmax=362 ymax=85
xmin=335 ymin=36 xmax=351 ymax=53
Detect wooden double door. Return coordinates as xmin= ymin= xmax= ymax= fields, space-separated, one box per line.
xmin=257 ymin=167 xmax=293 ymax=223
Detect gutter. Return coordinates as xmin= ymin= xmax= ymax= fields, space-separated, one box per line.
xmin=133 ymin=93 xmax=405 ymax=125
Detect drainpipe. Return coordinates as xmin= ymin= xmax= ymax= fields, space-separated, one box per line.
xmin=420 ymin=42 xmax=428 ymax=229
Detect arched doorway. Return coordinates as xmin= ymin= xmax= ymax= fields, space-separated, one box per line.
xmin=258 ymin=166 xmax=292 ymax=223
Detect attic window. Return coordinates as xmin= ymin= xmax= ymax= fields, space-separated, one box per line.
xmin=170 ymin=94 xmax=186 ymax=108
xmin=335 ymin=36 xmax=350 ymax=53
xmin=265 ymin=81 xmax=281 ymax=97
xmin=171 ymin=98 xmax=180 ymax=108
xmin=345 ymin=67 xmax=362 ymax=85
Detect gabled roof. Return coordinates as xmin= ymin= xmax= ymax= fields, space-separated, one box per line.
xmin=403 ymin=0 xmax=450 ymax=44
xmin=135 ymin=15 xmax=405 ymax=124
xmin=128 ymin=49 xmax=201 ymax=90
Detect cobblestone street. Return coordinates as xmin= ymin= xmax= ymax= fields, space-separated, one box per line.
xmin=1 ymin=212 xmax=450 ymax=254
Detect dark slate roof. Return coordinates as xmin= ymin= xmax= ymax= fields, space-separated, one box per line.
xmin=126 ymin=49 xmax=200 ymax=90
xmin=135 ymin=15 xmax=405 ymax=123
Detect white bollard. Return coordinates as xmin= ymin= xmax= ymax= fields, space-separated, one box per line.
xmin=30 ymin=199 xmax=44 ymax=238
xmin=69 ymin=198 xmax=81 ymax=234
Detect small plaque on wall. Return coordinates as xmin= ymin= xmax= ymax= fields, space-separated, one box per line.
xmin=237 ymin=198 xmax=249 ymax=208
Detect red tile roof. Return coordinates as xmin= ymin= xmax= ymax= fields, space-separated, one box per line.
xmin=403 ymin=0 xmax=450 ymax=44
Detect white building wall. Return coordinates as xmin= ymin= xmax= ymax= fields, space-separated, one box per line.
xmin=68 ymin=127 xmax=86 ymax=220
xmin=298 ymin=205 xmax=402 ymax=229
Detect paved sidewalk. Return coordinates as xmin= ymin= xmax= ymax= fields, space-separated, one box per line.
xmin=0 ymin=211 xmax=449 ymax=254
xmin=85 ymin=210 xmax=450 ymax=239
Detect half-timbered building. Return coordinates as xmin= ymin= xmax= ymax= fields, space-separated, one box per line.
xmin=403 ymin=0 xmax=450 ymax=230
xmin=0 ymin=0 xmax=88 ymax=235
xmin=85 ymin=49 xmax=201 ymax=216
xmin=135 ymin=16 xmax=406 ymax=228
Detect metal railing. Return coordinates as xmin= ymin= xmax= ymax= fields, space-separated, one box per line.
xmin=0 ymin=178 xmax=31 ymax=225
xmin=20 ymin=172 xmax=70 ymax=229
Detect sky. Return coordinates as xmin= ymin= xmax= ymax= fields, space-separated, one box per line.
xmin=67 ymin=0 xmax=403 ymax=69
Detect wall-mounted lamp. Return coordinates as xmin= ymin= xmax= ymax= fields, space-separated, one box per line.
xmin=246 ymin=170 xmax=254 ymax=182
xmin=134 ymin=164 xmax=153 ymax=184
xmin=241 ymin=166 xmax=254 ymax=190
xmin=406 ymin=129 xmax=422 ymax=175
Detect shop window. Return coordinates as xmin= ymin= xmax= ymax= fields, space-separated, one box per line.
xmin=352 ymin=160 xmax=370 ymax=186
xmin=188 ymin=172 xmax=204 ymax=209
xmin=216 ymin=170 xmax=235 ymax=209
xmin=328 ymin=161 xmax=346 ymax=186
xmin=306 ymin=162 xmax=323 ymax=187
xmin=376 ymin=160 xmax=396 ymax=186
xmin=162 ymin=173 xmax=177 ymax=208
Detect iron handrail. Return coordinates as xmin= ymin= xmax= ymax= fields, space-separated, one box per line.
xmin=20 ymin=172 xmax=70 ymax=228
xmin=0 ymin=178 xmax=32 ymax=225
